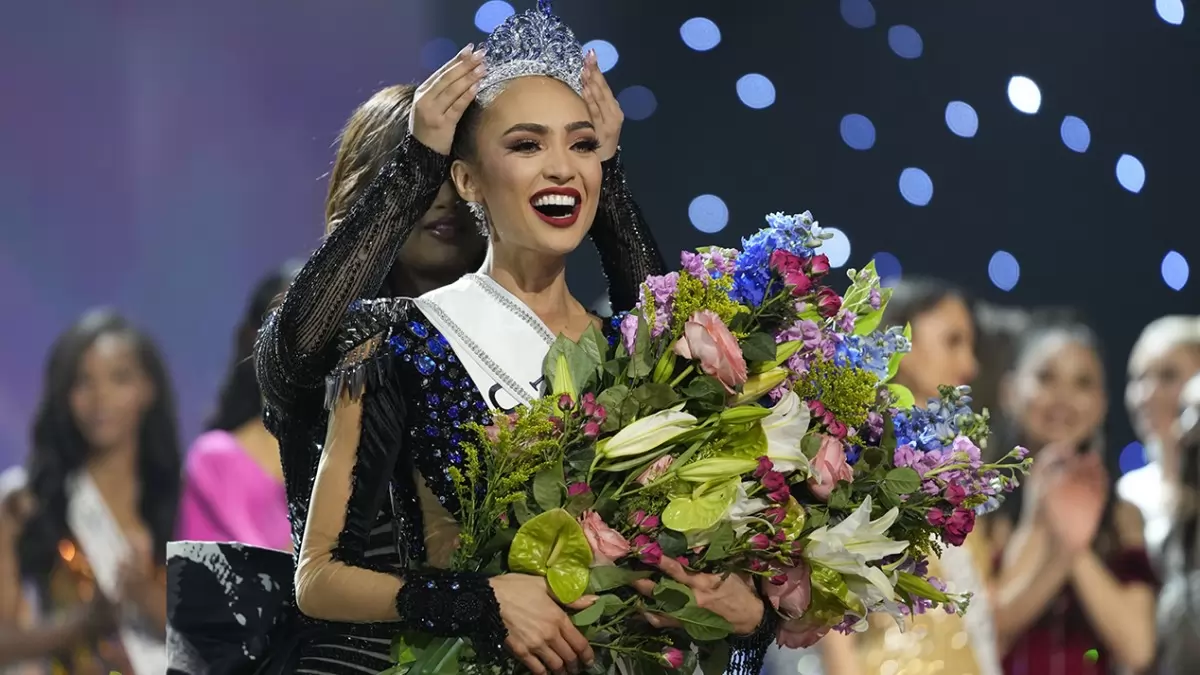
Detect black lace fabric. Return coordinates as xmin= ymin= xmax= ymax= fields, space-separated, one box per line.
xmin=726 ymin=599 xmax=778 ymax=674
xmin=592 ymin=148 xmax=668 ymax=313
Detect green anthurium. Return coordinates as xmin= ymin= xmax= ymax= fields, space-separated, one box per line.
xmin=508 ymin=509 xmax=593 ymax=604
xmin=661 ymin=478 xmax=740 ymax=532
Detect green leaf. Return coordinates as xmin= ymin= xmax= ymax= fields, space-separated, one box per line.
xmin=578 ymin=323 xmax=609 ymax=371
xmin=406 ymin=637 xmax=466 ymax=675
xmin=512 ymin=499 xmax=535 ymax=525
xmin=896 ymin=570 xmax=952 ymax=603
xmin=651 ymin=578 xmax=695 ymax=612
xmin=827 ymin=484 xmax=851 ymax=509
xmin=628 ymin=315 xmax=655 ymax=379
xmin=603 ymin=357 xmax=628 ymax=379
xmin=806 ymin=506 xmax=829 ymax=530
xmin=701 ymin=641 xmax=731 ymax=675
xmin=888 ymin=383 xmax=916 ymax=410
xmin=586 ymin=565 xmax=652 ymax=593
xmin=740 ymin=332 xmax=777 ymax=362
xmin=508 ymin=509 xmax=593 ymax=604
xmin=703 ymin=521 xmax=736 ymax=562
xmin=633 ymin=382 xmax=681 ymax=410
xmin=662 ymin=479 xmax=739 ymax=532
xmin=801 ymin=433 xmax=823 ymax=458
xmin=566 ymin=447 xmax=596 ymax=474
xmin=859 ymin=446 xmax=887 ymax=471
xmin=596 ymin=385 xmax=636 ymax=432
xmin=666 ymin=605 xmax=734 ymax=641
xmin=533 ymin=463 xmax=565 ymax=512
xmin=656 ymin=530 xmax=688 ymax=558
xmin=565 ymin=491 xmax=596 ymax=517
xmin=884 ymin=467 xmax=921 ymax=496
xmin=682 ymin=375 xmax=726 ymax=413
xmin=570 ymin=597 xmax=608 ymax=626
xmin=477 ymin=528 xmax=516 ymax=564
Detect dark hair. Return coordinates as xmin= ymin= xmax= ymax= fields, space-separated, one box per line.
xmin=206 ymin=263 xmax=301 ymax=431
xmin=326 ymin=84 xmax=418 ymax=234
xmin=881 ymin=277 xmax=971 ymax=332
xmin=450 ymin=100 xmax=485 ymax=162
xmin=18 ymin=309 xmax=181 ymax=585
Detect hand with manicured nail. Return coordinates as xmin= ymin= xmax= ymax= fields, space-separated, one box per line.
xmin=410 ymin=44 xmax=488 ymax=155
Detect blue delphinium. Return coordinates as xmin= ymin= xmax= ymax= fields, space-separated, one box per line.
xmin=730 ymin=212 xmax=824 ymax=306
xmin=892 ymin=386 xmax=978 ymax=452
xmin=833 ymin=326 xmax=910 ymax=382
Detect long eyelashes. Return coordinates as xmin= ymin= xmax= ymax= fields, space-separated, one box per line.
xmin=505 ymin=138 xmax=601 ymax=154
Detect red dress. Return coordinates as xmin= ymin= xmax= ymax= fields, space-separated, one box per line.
xmin=1002 ymin=548 xmax=1156 ymax=675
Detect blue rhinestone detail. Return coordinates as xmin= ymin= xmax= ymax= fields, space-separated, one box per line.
xmin=389 ymin=335 xmax=409 ymax=354
xmin=440 ymin=376 xmax=455 ymax=389
xmin=427 ymin=393 xmax=441 ymax=407
xmin=416 ymin=354 xmax=436 ymax=376
xmin=448 ymin=405 xmax=460 ymax=419
xmin=449 ymin=451 xmax=463 ymax=464
xmin=427 ymin=338 xmax=445 ymax=358
xmin=407 ymin=321 xmax=429 ymax=339
xmin=425 ymin=425 xmax=439 ymax=437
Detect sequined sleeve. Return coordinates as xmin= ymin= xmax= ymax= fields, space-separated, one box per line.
xmin=255 ymin=135 xmax=450 ymax=412
xmin=589 ymin=149 xmax=667 ymax=313
xmin=292 ymin=321 xmax=506 ymax=659
xmin=726 ymin=601 xmax=778 ymax=675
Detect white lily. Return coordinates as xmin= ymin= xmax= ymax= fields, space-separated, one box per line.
xmin=762 ymin=391 xmax=812 ymax=475
xmin=598 ymin=406 xmax=697 ymax=460
xmin=726 ymin=481 xmax=770 ymax=535
xmin=804 ymin=496 xmax=909 ymax=603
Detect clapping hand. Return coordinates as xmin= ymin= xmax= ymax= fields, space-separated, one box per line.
xmin=411 ymin=45 xmax=487 ymax=155
xmin=633 ymin=556 xmax=764 ymax=636
xmin=1036 ymin=444 xmax=1108 ymax=556
xmin=580 ymin=50 xmax=623 ymax=162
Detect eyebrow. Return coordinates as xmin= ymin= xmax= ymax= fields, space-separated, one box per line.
xmin=502 ymin=121 xmax=595 ymax=135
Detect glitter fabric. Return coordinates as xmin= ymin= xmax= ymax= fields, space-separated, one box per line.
xmin=477 ymin=0 xmax=584 ymax=105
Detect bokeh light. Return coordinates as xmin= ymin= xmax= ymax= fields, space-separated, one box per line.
xmin=581 ymin=39 xmax=618 ymax=73
xmin=872 ymin=252 xmax=903 ymax=285
xmin=945 ymin=101 xmax=979 ymax=138
xmin=736 ymin=74 xmax=776 ymax=109
xmin=840 ymin=114 xmax=876 ymax=150
xmin=474 ymin=1 xmax=514 ymax=32
xmin=820 ymin=228 xmax=853 ymax=268
xmin=1116 ymin=154 xmax=1146 ymax=193
xmin=1119 ymin=442 xmax=1148 ymax=474
xmin=1162 ymin=251 xmax=1190 ymax=290
xmin=1156 ymin=0 xmax=1185 ymax=25
xmin=1060 ymin=116 xmax=1091 ymax=153
xmin=898 ymin=168 xmax=933 ymax=206
xmin=988 ymin=251 xmax=1021 ymax=291
xmin=680 ymin=17 xmax=721 ymax=51
xmin=840 ymin=0 xmax=877 ymax=28
xmin=689 ymin=194 xmax=729 ymax=233
xmin=887 ymin=25 xmax=923 ymax=59
xmin=1007 ymin=76 xmax=1042 ymax=114
xmin=617 ymin=85 xmax=657 ymax=121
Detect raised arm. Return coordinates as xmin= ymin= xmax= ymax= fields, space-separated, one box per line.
xmin=580 ymin=51 xmax=667 ymax=315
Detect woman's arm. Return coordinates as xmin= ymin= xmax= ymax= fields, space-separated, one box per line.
xmin=820 ymin=632 xmax=864 ymax=675
xmin=588 ymin=150 xmax=668 ymax=313
xmin=255 ymin=136 xmax=450 ymax=413
xmin=1068 ymin=501 xmax=1156 ymax=672
xmin=991 ymin=520 xmax=1072 ymax=650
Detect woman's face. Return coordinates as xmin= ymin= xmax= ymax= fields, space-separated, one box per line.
xmin=452 ymin=76 xmax=602 ymax=259
xmin=1126 ymin=341 xmax=1200 ymax=450
xmin=396 ymin=180 xmax=487 ymax=275
xmin=1008 ymin=334 xmax=1107 ymax=449
xmin=69 ymin=333 xmax=154 ymax=454
xmin=896 ymin=296 xmax=979 ymax=403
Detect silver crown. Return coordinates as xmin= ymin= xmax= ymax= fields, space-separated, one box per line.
xmin=477 ymin=0 xmax=584 ymax=105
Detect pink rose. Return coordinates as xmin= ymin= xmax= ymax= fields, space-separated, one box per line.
xmin=578 ymin=511 xmax=630 ymax=566
xmin=776 ymin=616 xmax=831 ymax=649
xmin=944 ymin=482 xmax=967 ymax=507
xmin=763 ymin=562 xmax=812 ymax=620
xmin=814 ymin=287 xmax=842 ymax=318
xmin=659 ymin=647 xmax=685 ymax=670
xmin=806 ymin=254 xmax=831 ymax=277
xmin=567 ymin=482 xmax=591 ymax=497
xmin=807 ymin=434 xmax=854 ymax=501
xmin=636 ymin=455 xmax=674 ymax=486
xmin=673 ymin=310 xmax=748 ymax=394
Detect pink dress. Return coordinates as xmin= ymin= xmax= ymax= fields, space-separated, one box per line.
xmin=176 ymin=430 xmax=291 ymax=551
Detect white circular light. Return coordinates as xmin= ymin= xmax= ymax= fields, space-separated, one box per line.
xmin=820 ymin=228 xmax=853 ymax=268
xmin=581 ymin=39 xmax=619 ymax=73
xmin=1007 ymin=75 xmax=1042 ymax=114
xmin=689 ymin=195 xmax=729 ymax=233
xmin=1116 ymin=154 xmax=1146 ymax=193
xmin=1156 ymin=0 xmax=1185 ymax=25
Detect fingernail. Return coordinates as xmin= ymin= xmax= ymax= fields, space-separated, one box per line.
xmin=461 ymin=43 xmax=473 ymax=55
xmin=473 ymin=64 xmax=486 ymax=76
xmin=473 ymin=48 xmax=487 ymax=60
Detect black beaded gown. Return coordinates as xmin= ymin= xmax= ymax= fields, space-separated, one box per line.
xmin=166 ymin=136 xmax=775 ymax=675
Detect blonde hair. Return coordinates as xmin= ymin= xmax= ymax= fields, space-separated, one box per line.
xmin=1129 ymin=315 xmax=1200 ymax=374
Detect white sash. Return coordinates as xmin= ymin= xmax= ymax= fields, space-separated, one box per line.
xmin=414 ymin=273 xmax=556 ymax=411
xmin=65 ymin=472 xmax=167 ymax=675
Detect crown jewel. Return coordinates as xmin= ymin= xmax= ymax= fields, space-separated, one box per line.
xmin=477 ymin=0 xmax=584 ymax=105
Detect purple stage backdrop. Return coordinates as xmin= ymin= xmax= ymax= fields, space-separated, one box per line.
xmin=0 ymin=0 xmax=435 ymax=466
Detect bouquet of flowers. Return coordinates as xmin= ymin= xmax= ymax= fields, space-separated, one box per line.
xmin=384 ymin=212 xmax=1030 ymax=675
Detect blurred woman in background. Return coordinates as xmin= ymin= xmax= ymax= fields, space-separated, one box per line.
xmin=992 ymin=322 xmax=1156 ymax=674
xmin=820 ymin=278 xmax=999 ymax=675
xmin=1120 ymin=316 xmax=1200 ymax=560
xmin=1155 ymin=372 xmax=1200 ymax=673
xmin=176 ymin=263 xmax=300 ymax=550
xmin=0 ymin=309 xmax=180 ymax=674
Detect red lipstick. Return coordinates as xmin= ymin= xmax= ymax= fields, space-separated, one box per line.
xmin=529 ymin=187 xmax=582 ymax=228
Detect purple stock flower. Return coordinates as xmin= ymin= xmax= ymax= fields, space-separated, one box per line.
xmin=868 ymin=287 xmax=882 ymax=310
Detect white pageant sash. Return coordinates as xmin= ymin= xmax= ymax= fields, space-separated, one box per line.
xmin=65 ymin=472 xmax=167 ymax=675
xmin=415 ymin=273 xmax=556 ymax=411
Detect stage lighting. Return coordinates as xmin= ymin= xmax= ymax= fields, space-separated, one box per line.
xmin=1060 ymin=116 xmax=1091 ymax=153
xmin=840 ymin=114 xmax=876 ymax=150
xmin=1007 ymin=76 xmax=1042 ymax=114
xmin=736 ymin=74 xmax=776 ymax=109
xmin=1116 ymin=154 xmax=1146 ymax=193
xmin=681 ymin=18 xmax=721 ymax=51
xmin=689 ymin=194 xmax=729 ymax=233
xmin=581 ymin=40 xmax=618 ymax=72
xmin=988 ymin=251 xmax=1020 ymax=291
xmin=945 ymin=101 xmax=979 ymax=138
xmin=888 ymin=25 xmax=923 ymax=59
xmin=899 ymin=168 xmax=933 ymax=206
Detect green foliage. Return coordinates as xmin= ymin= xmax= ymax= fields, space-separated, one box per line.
xmin=507 ymin=509 xmax=593 ymax=604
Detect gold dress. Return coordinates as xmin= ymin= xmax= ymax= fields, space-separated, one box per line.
xmin=856 ymin=533 xmax=1000 ymax=675
xmin=39 ymin=539 xmax=136 ymax=675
